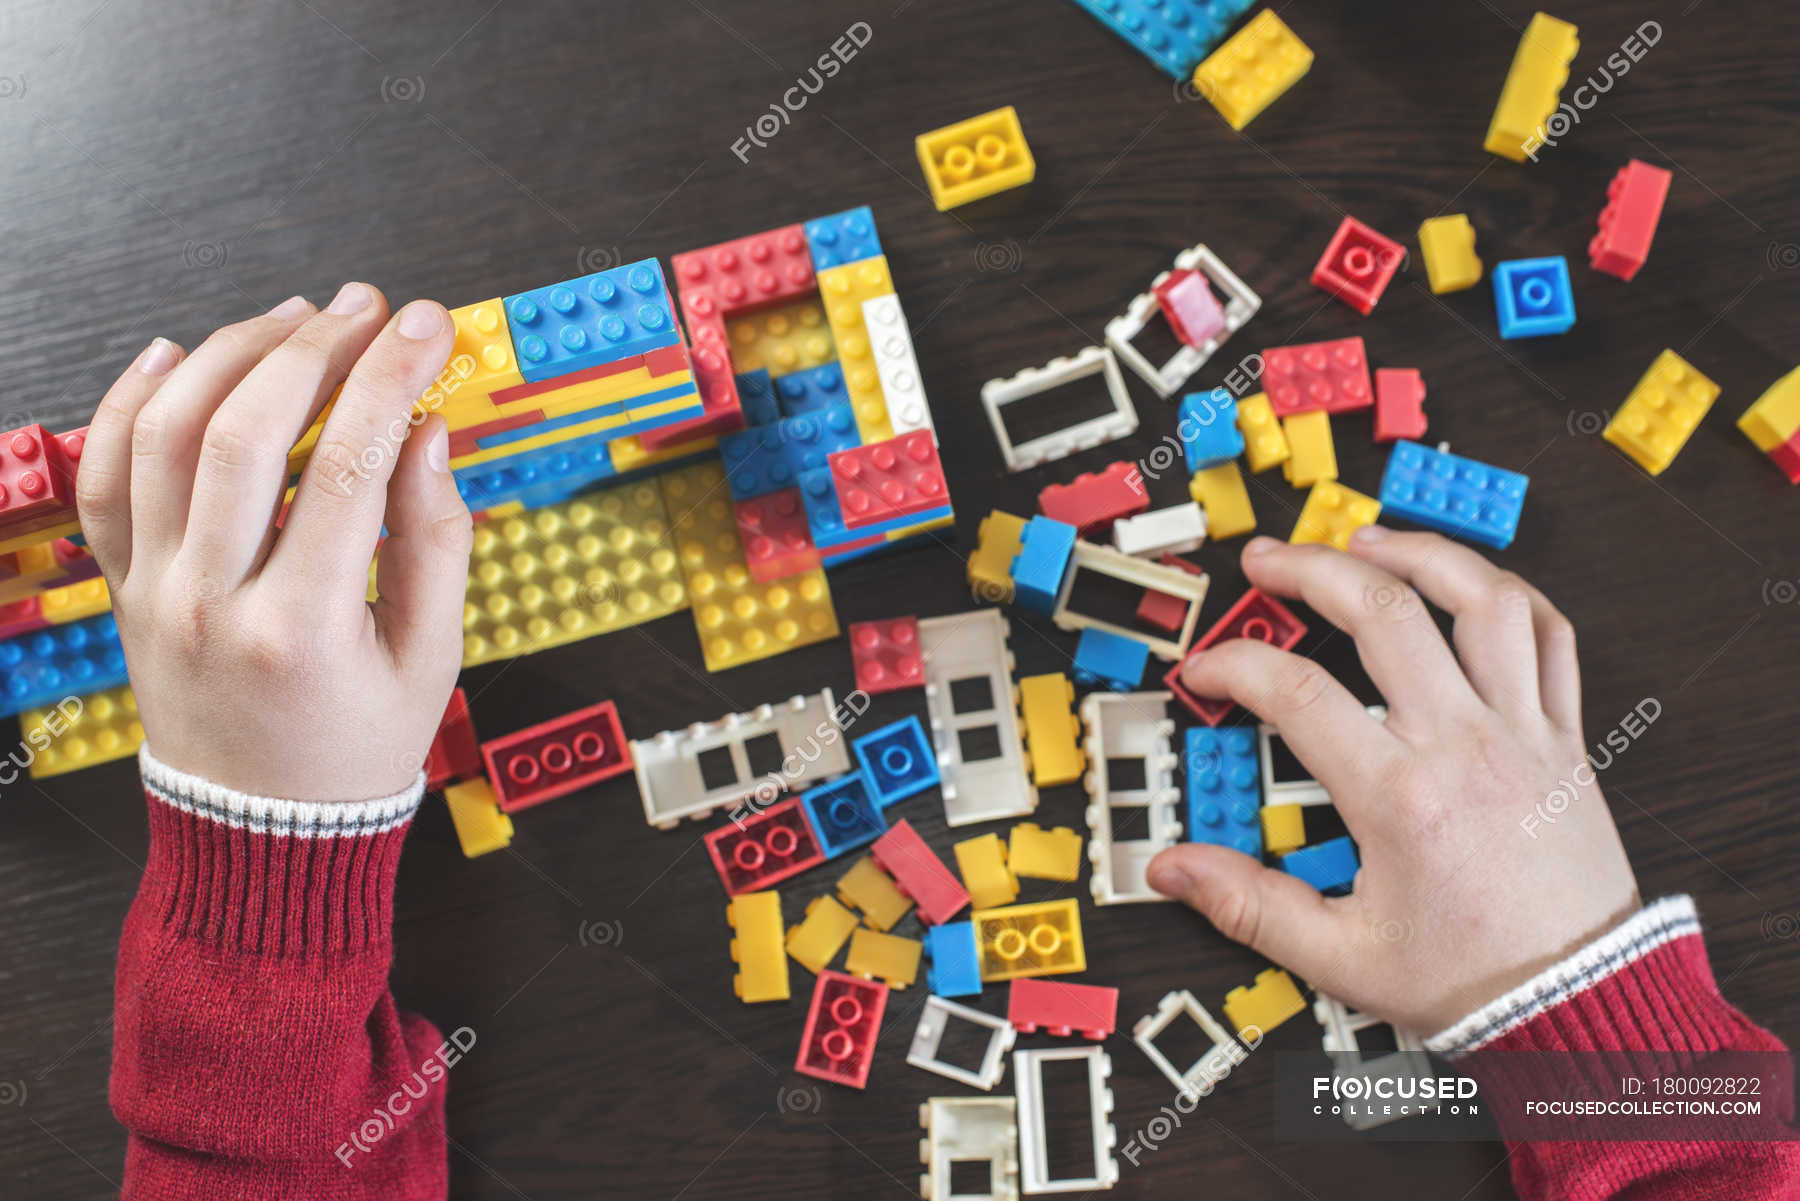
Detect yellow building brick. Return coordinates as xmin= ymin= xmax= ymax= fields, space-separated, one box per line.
xmin=1737 ymin=364 xmax=1800 ymax=452
xmin=786 ymin=894 xmax=859 ymax=973
xmin=726 ymin=298 xmax=836 ymax=377
xmin=24 ymin=686 xmax=143 ymax=779
xmin=1193 ymin=10 xmax=1314 ymax=131
xmin=915 ymin=106 xmax=1036 ymax=211
xmin=1189 ymin=462 xmax=1256 ymax=539
xmin=1290 ymin=481 xmax=1380 ymax=550
xmin=968 ymin=510 xmax=1026 ymax=603
xmin=1280 ymin=411 xmax=1337 ymax=488
xmin=727 ymin=890 xmax=790 ymax=1003
xmin=845 ymin=926 xmax=922 ymax=988
xmin=1484 ymin=12 xmax=1579 ymax=162
xmin=1222 ymin=967 xmax=1307 ymax=1038
xmin=1236 ymin=393 xmax=1289 ymax=473
xmin=837 ymin=856 xmax=914 ymax=931
xmin=443 ymin=778 xmax=514 ymax=858
xmin=1260 ymin=804 xmax=1305 ymax=857
xmin=1009 ymin=823 xmax=1083 ymax=882
xmin=971 ymin=898 xmax=1086 ymax=981
xmin=1604 ymin=350 xmax=1720 ymax=476
xmin=1418 ymin=214 xmax=1483 ymax=294
xmin=1016 ymin=673 xmax=1085 ymax=787
xmin=816 ymin=257 xmax=897 ymax=442
xmin=953 ymin=833 xmax=1020 ymax=909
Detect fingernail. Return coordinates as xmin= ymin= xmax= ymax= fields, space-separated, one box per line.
xmin=327 ymin=282 xmax=375 ymax=315
xmin=426 ymin=423 xmax=449 ymax=473
xmin=1244 ymin=535 xmax=1279 ymax=556
xmin=1147 ymin=861 xmax=1193 ymax=898
xmin=267 ymin=295 xmax=311 ymax=319
xmin=136 ymin=337 xmax=178 ymax=376
xmin=1352 ymin=524 xmax=1388 ymax=545
xmin=397 ymin=300 xmax=444 ymax=340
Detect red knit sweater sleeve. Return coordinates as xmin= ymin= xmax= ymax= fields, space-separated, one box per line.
xmin=1426 ymin=896 xmax=1800 ymax=1200
xmin=111 ymin=749 xmax=449 ymax=1200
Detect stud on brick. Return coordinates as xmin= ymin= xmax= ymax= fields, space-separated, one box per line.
xmin=1311 ymin=217 xmax=1404 ymax=314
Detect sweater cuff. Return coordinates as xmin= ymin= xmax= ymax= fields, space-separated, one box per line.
xmin=135 ymin=746 xmax=424 ymax=957
xmin=1425 ymin=895 xmax=1701 ymax=1057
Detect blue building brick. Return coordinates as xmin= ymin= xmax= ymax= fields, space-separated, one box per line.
xmin=504 ymin=259 xmax=679 ymax=382
xmin=852 ymin=716 xmax=940 ymax=806
xmin=804 ymin=205 xmax=883 ymax=270
xmin=1065 ymin=0 xmax=1255 ymax=79
xmin=1009 ymin=516 xmax=1077 ymax=614
xmin=1281 ymin=835 xmax=1359 ymax=894
xmin=1179 ymin=389 xmax=1245 ymax=471
xmin=455 ymin=431 xmax=616 ymax=513
xmin=797 ymin=467 xmax=950 ymax=548
xmin=778 ymin=403 xmax=860 ymax=474
xmin=1492 ymin=256 xmax=1575 ymax=339
xmin=1184 ymin=727 xmax=1261 ymax=856
xmin=1379 ymin=440 xmax=1529 ymax=550
xmin=799 ymin=772 xmax=888 ymax=858
xmin=736 ymin=368 xmax=781 ymax=428
xmin=1072 ymin=628 xmax=1150 ymax=691
xmin=719 ymin=402 xmax=862 ymax=502
xmin=922 ymin=921 xmax=982 ymax=997
xmin=0 ymin=614 xmax=128 ymax=718
xmin=774 ymin=363 xmax=850 ymax=418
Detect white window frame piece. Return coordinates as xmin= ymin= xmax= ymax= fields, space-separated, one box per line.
xmin=981 ymin=347 xmax=1138 ymax=473
xmin=1081 ymin=692 xmax=1182 ymax=906
xmin=630 ymin=690 xmax=851 ymax=829
xmin=1111 ymin=502 xmax=1207 ymax=558
xmin=1259 ymin=705 xmax=1385 ymax=809
xmin=919 ymin=1096 xmax=1019 ymax=1201
xmin=918 ymin=611 xmax=1039 ymax=827
xmin=861 ymin=294 xmax=936 ymax=442
xmin=1103 ymin=243 xmax=1261 ymax=399
xmin=1051 ymin=541 xmax=1211 ymax=661
xmin=908 ymin=996 xmax=1017 ymax=1091
xmin=1013 ymin=1046 xmax=1119 ymax=1194
xmin=1312 ymin=991 xmax=1434 ymax=1130
xmin=1132 ymin=990 xmax=1249 ymax=1099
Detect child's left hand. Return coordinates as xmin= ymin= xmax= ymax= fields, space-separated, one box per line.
xmin=76 ymin=284 xmax=473 ymax=801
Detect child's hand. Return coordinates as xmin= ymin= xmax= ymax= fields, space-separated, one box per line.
xmin=76 ymin=285 xmax=473 ymax=801
xmin=1148 ymin=529 xmax=1641 ymax=1035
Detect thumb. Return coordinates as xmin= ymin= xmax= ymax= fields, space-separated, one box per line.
xmin=372 ymin=413 xmax=472 ymax=676
xmin=1148 ymin=842 xmax=1351 ymax=986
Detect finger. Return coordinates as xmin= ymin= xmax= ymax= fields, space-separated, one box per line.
xmin=76 ymin=338 xmax=186 ymax=582
xmin=1344 ymin=527 xmax=1546 ymax=716
xmin=1238 ymin=536 xmax=1479 ymax=720
xmin=370 ymin=415 xmax=472 ymax=676
xmin=269 ymin=300 xmax=453 ymax=595
xmin=184 ymin=283 xmax=391 ymax=581
xmin=129 ymin=297 xmax=315 ymax=568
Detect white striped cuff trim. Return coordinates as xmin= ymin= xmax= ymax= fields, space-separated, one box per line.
xmin=1424 ymin=895 xmax=1701 ymax=1058
xmin=139 ymin=746 xmax=423 ymax=838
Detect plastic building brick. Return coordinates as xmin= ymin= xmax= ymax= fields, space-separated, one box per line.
xmin=1082 ymin=691 xmax=1182 ymax=905
xmin=919 ymin=1096 xmax=1019 ymax=1200
xmin=1282 ymin=834 xmax=1359 ymax=894
xmin=1280 ymin=411 xmax=1338 ymax=488
xmin=1105 ymin=245 xmax=1261 ymax=397
xmin=1072 ymin=628 xmax=1150 ymax=692
xmin=915 ymin=106 xmax=1036 ymax=211
xmin=0 ymin=597 xmax=47 ymax=642
xmin=1134 ymin=991 xmax=1246 ymax=1098
xmin=719 ymin=404 xmax=860 ymax=501
xmin=1311 ymin=216 xmax=1405 ymax=315
xmin=1222 ymin=967 xmax=1307 ymax=1038
xmin=796 ymin=970 xmax=888 ymax=1089
xmin=706 ymin=799 xmax=826 ymax=895
xmin=480 ymin=700 xmax=630 ymax=813
xmin=1009 ymin=516 xmax=1077 ymax=613
xmin=804 ymin=205 xmax=884 ymax=270
xmin=1374 ymin=368 xmax=1428 ymax=443
xmin=1009 ymin=824 xmax=1082 ymax=882
xmin=724 ymin=298 xmax=836 ymax=379
xmin=632 ymin=335 xmax=743 ymax=451
xmin=1603 ymin=350 xmax=1720 ymax=476
xmin=1484 ymin=12 xmax=1580 ymax=162
xmin=1066 ymin=0 xmax=1255 ymax=78
xmin=1112 ymin=502 xmax=1206 ymax=559
xmin=1165 ymin=587 xmax=1307 ymax=725
xmin=1262 ymin=337 xmax=1372 ymax=418
xmin=1493 ymin=256 xmax=1576 ymax=339
xmin=454 ymin=431 xmax=618 ymax=514
xmin=954 ymin=833 xmax=1019 ymax=909
xmin=727 ymin=891 xmax=790 ymax=1003
xmin=853 ymin=715 xmax=940 ymax=805
xmin=736 ymin=368 xmax=782 ymax=427
xmin=769 ymin=361 xmax=847 ymax=419
xmin=828 ymin=432 xmax=947 ymax=529
xmin=1137 ymin=576 xmax=1192 ymax=636
xmin=1016 ymin=673 xmax=1085 ymax=787
xmin=671 ymin=224 xmax=816 ymax=327
xmin=1379 ymin=440 xmax=1529 ymax=549
xmin=732 ymin=488 xmax=821 ymax=582
xmin=1184 ymin=726 xmax=1261 ymax=856
xmin=922 ymin=920 xmax=984 ymax=998
xmin=847 ymin=617 xmax=923 ymax=694
xmin=503 ymin=260 xmax=678 ymax=382
xmin=982 ymin=347 xmax=1138 ymax=472
xmin=1010 ymin=979 xmax=1118 ymax=1040
xmin=1313 ymin=992 xmax=1435 ymax=1130
xmin=917 ymin=610 xmax=1037 ymax=826
xmin=801 ymin=772 xmax=888 ymax=859
xmin=796 ymin=465 xmax=948 ymax=551
xmin=1193 ymin=8 xmax=1313 ymax=129
xmin=442 ymin=778 xmax=515 ymax=858
xmin=1178 ymin=390 xmax=1245 ymax=471
xmin=40 ymin=577 xmax=110 ymax=626
xmin=440 ymin=298 xmax=527 ymax=409
xmin=1770 ymin=432 xmax=1800 ymax=485
xmin=969 ymin=510 xmax=1027 ymax=603
xmin=1290 ymin=481 xmax=1381 ymax=551
xmin=0 ymin=613 xmax=127 ymax=719
xmin=1261 ymin=803 xmax=1305 ymax=855
xmin=910 ymin=997 xmax=1016 ymax=1090
xmin=816 ymin=256 xmax=899 ymax=443
xmin=861 ymin=295 xmax=935 ymax=441
xmin=871 ymin=819 xmax=970 ymax=925
xmin=21 ymin=684 xmax=142 ymax=779
xmin=1052 ymin=541 xmax=1210 ymax=661
xmin=1737 ymin=365 xmax=1800 ymax=452
xmin=1013 ymin=1046 xmax=1119 ymax=1194
xmin=787 ymin=894 xmax=859 ymax=973
xmin=630 ymin=690 xmax=851 ymax=829
xmin=846 ymin=926 xmax=923 ymax=988
xmin=0 ymin=425 xmax=79 ymax=542
xmin=425 ymin=688 xmax=481 ymax=791
xmin=837 ymin=856 xmax=915 ymax=931
xmin=1037 ymin=462 xmax=1149 ymax=537
xmin=972 ymin=898 xmax=1085 ymax=981
xmin=1236 ymin=392 xmax=1290 ymax=473
xmin=1418 ymin=214 xmax=1483 ymax=294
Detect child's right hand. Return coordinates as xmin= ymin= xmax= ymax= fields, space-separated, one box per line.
xmin=1148 ymin=529 xmax=1642 ymax=1035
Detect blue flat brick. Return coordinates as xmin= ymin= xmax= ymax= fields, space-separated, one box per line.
xmin=1179 ymin=389 xmax=1244 ymax=471
xmin=1281 ymin=835 xmax=1359 ymax=894
xmin=799 ymin=772 xmax=888 ymax=858
xmin=923 ymin=921 xmax=982 ymax=997
xmin=719 ymin=403 xmax=862 ymax=502
xmin=1009 ymin=516 xmax=1077 ymax=614
xmin=1492 ymin=256 xmax=1575 ymax=339
xmin=736 ymin=368 xmax=781 ymax=428
xmin=774 ymin=363 xmax=850 ymax=418
xmin=852 ymin=716 xmax=940 ymax=806
xmin=1072 ymin=628 xmax=1150 ymax=691
xmin=1185 ymin=727 xmax=1261 ymax=856
xmin=1379 ymin=440 xmax=1529 ymax=550
xmin=804 ymin=205 xmax=883 ymax=270
xmin=778 ymin=403 xmax=860 ymax=474
xmin=455 ymin=431 xmax=615 ymax=512
xmin=1065 ymin=0 xmax=1256 ymax=79
xmin=0 ymin=614 xmax=128 ymax=718
xmin=504 ymin=259 xmax=679 ymax=382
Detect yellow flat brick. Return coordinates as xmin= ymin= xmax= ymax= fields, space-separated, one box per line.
xmin=1236 ymin=393 xmax=1289 ymax=473
xmin=971 ymin=898 xmax=1085 ymax=981
xmin=1009 ymin=823 xmax=1083 ymax=882
xmin=443 ymin=778 xmax=514 ymax=858
xmin=915 ymin=105 xmax=1036 ymax=211
xmin=816 ymin=257 xmax=897 ymax=442
xmin=727 ymin=891 xmax=790 ymax=1003
xmin=40 ymin=577 xmax=111 ymax=625
xmin=1290 ymin=481 xmax=1380 ymax=550
xmin=1193 ymin=10 xmax=1314 ymax=130
xmin=1484 ymin=12 xmax=1579 ymax=162
xmin=24 ymin=686 xmax=142 ymax=779
xmin=1418 ymin=215 xmax=1483 ymax=294
xmin=726 ymin=298 xmax=837 ymax=377
xmin=1736 ymin=364 xmax=1800 ymax=453
xmin=1604 ymin=350 xmax=1720 ymax=476
xmin=837 ymin=856 xmax=914 ymax=931
xmin=845 ymin=926 xmax=922 ymax=988
xmin=1280 ymin=411 xmax=1337 ymax=488
xmin=953 ymin=833 xmax=1020 ymax=909
xmin=1189 ymin=462 xmax=1256 ymax=539
xmin=1016 ymin=673 xmax=1085 ymax=787
xmin=786 ymin=894 xmax=859 ymax=973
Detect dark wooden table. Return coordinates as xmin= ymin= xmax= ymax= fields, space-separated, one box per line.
xmin=3 ymin=0 xmax=1797 ymax=1196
